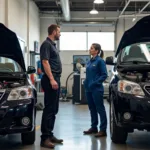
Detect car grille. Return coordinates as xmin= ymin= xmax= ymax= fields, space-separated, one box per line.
xmin=0 ymin=93 xmax=4 ymax=99
xmin=0 ymin=90 xmax=5 ymax=100
xmin=144 ymin=86 xmax=150 ymax=94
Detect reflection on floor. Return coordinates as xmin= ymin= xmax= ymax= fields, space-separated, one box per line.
xmin=1 ymin=101 xmax=150 ymax=150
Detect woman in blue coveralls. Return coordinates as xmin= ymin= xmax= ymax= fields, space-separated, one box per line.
xmin=83 ymin=43 xmax=107 ymax=137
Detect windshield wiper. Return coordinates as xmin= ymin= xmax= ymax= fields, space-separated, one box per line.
xmin=121 ymin=60 xmax=150 ymax=64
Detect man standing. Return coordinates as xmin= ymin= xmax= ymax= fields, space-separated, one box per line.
xmin=40 ymin=24 xmax=62 ymax=149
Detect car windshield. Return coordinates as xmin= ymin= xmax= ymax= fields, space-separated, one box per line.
xmin=0 ymin=57 xmax=22 ymax=72
xmin=120 ymin=43 xmax=150 ymax=64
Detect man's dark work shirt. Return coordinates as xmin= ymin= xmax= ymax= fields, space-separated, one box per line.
xmin=40 ymin=37 xmax=62 ymax=75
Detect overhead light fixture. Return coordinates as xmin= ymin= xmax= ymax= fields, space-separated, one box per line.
xmin=132 ymin=15 xmax=137 ymax=22
xmin=132 ymin=17 xmax=137 ymax=22
xmin=94 ymin=0 xmax=104 ymax=4
xmin=90 ymin=9 xmax=99 ymax=14
xmin=132 ymin=3 xmax=137 ymax=22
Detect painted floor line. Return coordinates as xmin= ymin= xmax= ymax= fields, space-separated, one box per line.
xmin=36 ymin=125 xmax=40 ymax=130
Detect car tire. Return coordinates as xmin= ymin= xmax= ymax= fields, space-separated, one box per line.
xmin=110 ymin=94 xmax=128 ymax=144
xmin=21 ymin=127 xmax=35 ymax=145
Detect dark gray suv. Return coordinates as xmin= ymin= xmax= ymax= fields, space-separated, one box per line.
xmin=0 ymin=23 xmax=37 ymax=145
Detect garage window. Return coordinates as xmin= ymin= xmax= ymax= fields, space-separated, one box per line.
xmin=59 ymin=32 xmax=115 ymax=51
xmin=87 ymin=32 xmax=115 ymax=51
xmin=59 ymin=32 xmax=87 ymax=51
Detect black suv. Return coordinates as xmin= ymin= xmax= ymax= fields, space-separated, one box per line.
xmin=0 ymin=23 xmax=37 ymax=144
xmin=106 ymin=16 xmax=150 ymax=144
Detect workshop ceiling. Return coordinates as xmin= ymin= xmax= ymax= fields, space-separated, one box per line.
xmin=33 ymin=0 xmax=150 ymax=12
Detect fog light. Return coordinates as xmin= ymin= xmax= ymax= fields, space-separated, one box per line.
xmin=21 ymin=117 xmax=30 ymax=126
xmin=123 ymin=112 xmax=132 ymax=120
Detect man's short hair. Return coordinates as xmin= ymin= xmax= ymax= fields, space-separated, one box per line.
xmin=48 ymin=24 xmax=60 ymax=35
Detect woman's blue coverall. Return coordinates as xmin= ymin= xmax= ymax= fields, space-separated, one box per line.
xmin=84 ymin=56 xmax=108 ymax=131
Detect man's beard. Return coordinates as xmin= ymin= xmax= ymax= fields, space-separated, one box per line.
xmin=54 ymin=35 xmax=59 ymax=41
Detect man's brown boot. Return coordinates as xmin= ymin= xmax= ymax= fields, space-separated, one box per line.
xmin=95 ymin=131 xmax=107 ymax=137
xmin=40 ymin=139 xmax=55 ymax=149
xmin=83 ymin=128 xmax=98 ymax=134
xmin=50 ymin=136 xmax=63 ymax=143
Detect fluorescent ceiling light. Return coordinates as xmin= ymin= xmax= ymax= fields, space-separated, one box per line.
xmin=94 ymin=0 xmax=104 ymax=4
xmin=90 ymin=9 xmax=99 ymax=14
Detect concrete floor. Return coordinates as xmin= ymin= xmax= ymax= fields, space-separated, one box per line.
xmin=1 ymin=101 xmax=150 ymax=150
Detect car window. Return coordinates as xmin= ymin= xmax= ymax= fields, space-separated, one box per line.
xmin=121 ymin=43 xmax=150 ymax=63
xmin=0 ymin=57 xmax=22 ymax=72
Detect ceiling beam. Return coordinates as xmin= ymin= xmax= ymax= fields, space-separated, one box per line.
xmin=139 ymin=1 xmax=150 ymax=13
xmin=120 ymin=0 xmax=150 ymax=17
xmin=130 ymin=0 xmax=150 ymax=1
xmin=120 ymin=0 xmax=131 ymax=16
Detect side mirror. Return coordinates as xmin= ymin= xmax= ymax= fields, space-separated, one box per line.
xmin=27 ymin=66 xmax=36 ymax=74
xmin=106 ymin=56 xmax=115 ymax=65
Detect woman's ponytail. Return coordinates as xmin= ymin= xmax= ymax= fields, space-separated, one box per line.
xmin=100 ymin=49 xmax=104 ymax=59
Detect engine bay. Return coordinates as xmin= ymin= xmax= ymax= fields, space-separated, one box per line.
xmin=0 ymin=77 xmax=25 ymax=89
xmin=120 ymin=71 xmax=150 ymax=83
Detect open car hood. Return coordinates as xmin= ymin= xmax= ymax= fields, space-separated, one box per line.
xmin=115 ymin=15 xmax=150 ymax=57
xmin=0 ymin=23 xmax=26 ymax=71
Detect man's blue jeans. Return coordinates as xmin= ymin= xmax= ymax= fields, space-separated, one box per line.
xmin=86 ymin=90 xmax=107 ymax=131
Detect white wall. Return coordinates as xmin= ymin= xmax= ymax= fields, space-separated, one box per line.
xmin=29 ymin=1 xmax=40 ymax=51
xmin=0 ymin=0 xmax=5 ymax=24
xmin=8 ymin=0 xmax=28 ymax=43
xmin=60 ymin=11 xmax=116 ymax=33
xmin=0 ymin=0 xmax=40 ymax=67
xmin=40 ymin=18 xmax=56 ymax=44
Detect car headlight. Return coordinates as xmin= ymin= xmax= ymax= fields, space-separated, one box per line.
xmin=118 ymin=80 xmax=145 ymax=96
xmin=7 ymin=86 xmax=33 ymax=101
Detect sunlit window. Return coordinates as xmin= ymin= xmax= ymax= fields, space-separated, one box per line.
xmin=59 ymin=32 xmax=115 ymax=51
xmin=60 ymin=32 xmax=87 ymax=51
xmin=88 ymin=32 xmax=115 ymax=51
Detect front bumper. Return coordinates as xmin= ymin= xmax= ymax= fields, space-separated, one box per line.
xmin=0 ymin=99 xmax=35 ymax=134
xmin=119 ymin=122 xmax=150 ymax=131
xmin=115 ymin=92 xmax=150 ymax=130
